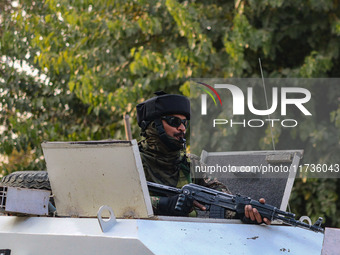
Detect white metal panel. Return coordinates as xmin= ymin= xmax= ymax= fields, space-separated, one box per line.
xmin=1 ymin=187 xmax=50 ymax=216
xmin=321 ymin=227 xmax=340 ymax=255
xmin=0 ymin=216 xmax=325 ymax=255
xmin=42 ymin=140 xmax=153 ymax=218
xmin=138 ymin=219 xmax=324 ymax=255
xmin=0 ymin=216 xmax=153 ymax=255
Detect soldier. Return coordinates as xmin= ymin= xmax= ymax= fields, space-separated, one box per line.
xmin=136 ymin=91 xmax=270 ymax=224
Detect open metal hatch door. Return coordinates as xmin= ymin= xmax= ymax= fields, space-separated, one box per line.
xmin=200 ymin=150 xmax=303 ymax=211
xmin=42 ymin=139 xmax=153 ymax=218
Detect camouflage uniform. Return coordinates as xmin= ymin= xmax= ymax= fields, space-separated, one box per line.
xmin=136 ymin=92 xmax=235 ymax=218
xmin=139 ymin=122 xmax=235 ymax=218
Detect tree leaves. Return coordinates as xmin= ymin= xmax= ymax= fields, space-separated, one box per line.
xmin=1 ymin=0 xmax=340 ymax=227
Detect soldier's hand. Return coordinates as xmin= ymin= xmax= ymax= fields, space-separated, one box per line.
xmin=244 ymin=198 xmax=271 ymax=225
xmin=193 ymin=200 xmax=206 ymax=211
xmin=158 ymin=194 xmax=194 ymax=216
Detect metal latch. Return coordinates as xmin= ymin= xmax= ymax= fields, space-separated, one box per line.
xmin=97 ymin=205 xmax=117 ymax=233
xmin=299 ymin=216 xmax=312 ymax=226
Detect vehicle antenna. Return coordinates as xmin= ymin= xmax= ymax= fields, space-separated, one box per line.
xmin=259 ymin=58 xmax=276 ymax=151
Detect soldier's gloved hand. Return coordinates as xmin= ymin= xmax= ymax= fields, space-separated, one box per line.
xmin=158 ymin=194 xmax=194 ymax=216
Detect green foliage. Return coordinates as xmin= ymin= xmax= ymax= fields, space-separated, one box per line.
xmin=1 ymin=0 xmax=340 ymax=227
xmin=291 ymin=178 xmax=340 ymax=227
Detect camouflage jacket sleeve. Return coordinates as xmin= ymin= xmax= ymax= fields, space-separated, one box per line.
xmin=150 ymin=196 xmax=161 ymax=213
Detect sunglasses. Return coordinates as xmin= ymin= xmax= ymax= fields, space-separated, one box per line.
xmin=161 ymin=116 xmax=188 ymax=128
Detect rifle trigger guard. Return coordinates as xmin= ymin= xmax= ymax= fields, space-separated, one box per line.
xmin=299 ymin=216 xmax=312 ymax=226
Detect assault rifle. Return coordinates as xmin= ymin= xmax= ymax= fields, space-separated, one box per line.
xmin=147 ymin=181 xmax=324 ymax=233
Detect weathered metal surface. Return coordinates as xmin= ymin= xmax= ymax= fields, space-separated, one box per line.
xmin=0 ymin=187 xmax=50 ymax=216
xmin=42 ymin=139 xmax=153 ymax=218
xmin=138 ymin=219 xmax=324 ymax=255
xmin=321 ymin=227 xmax=340 ymax=255
xmin=0 ymin=216 xmax=324 ymax=255
xmin=0 ymin=216 xmax=153 ymax=255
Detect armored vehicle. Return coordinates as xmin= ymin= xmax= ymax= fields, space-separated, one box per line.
xmin=0 ymin=140 xmax=336 ymax=255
